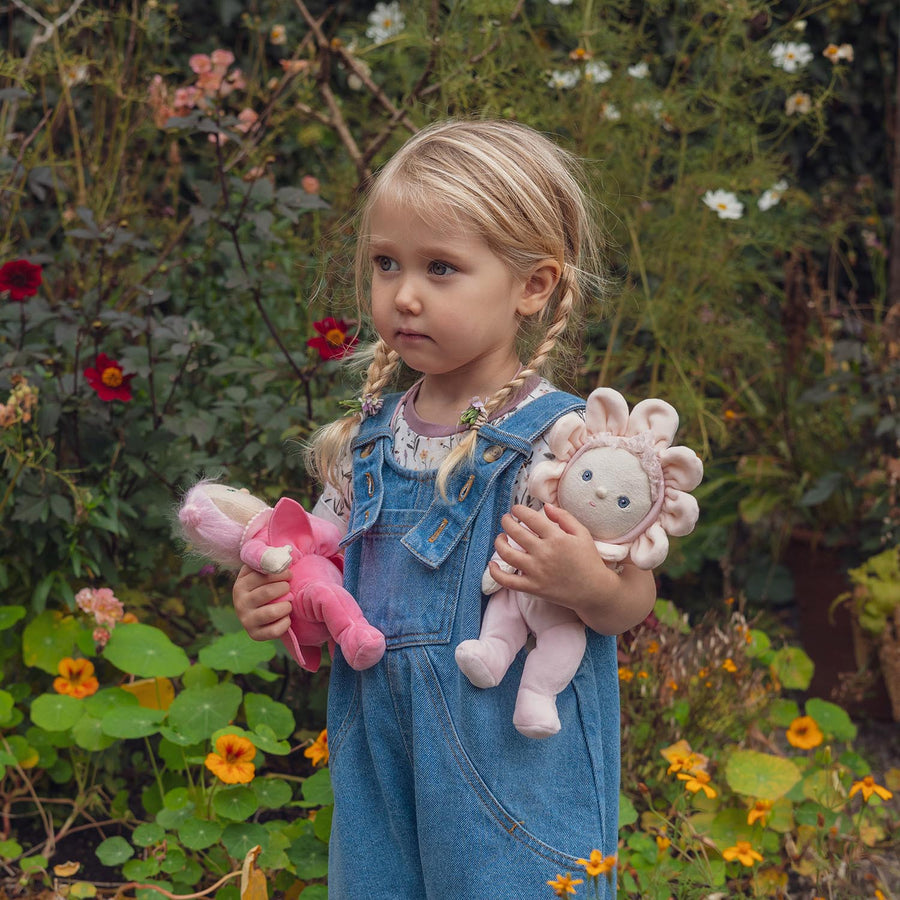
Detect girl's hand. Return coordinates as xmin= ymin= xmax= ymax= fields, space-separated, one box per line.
xmin=232 ymin=565 xmax=293 ymax=641
xmin=488 ymin=503 xmax=657 ymax=635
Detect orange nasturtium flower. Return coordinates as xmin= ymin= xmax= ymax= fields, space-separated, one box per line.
xmin=304 ymin=729 xmax=329 ymax=768
xmin=747 ymin=799 xmax=773 ymax=826
xmin=849 ymin=776 xmax=893 ymax=803
xmin=722 ymin=840 xmax=764 ymax=867
xmin=786 ymin=715 xmax=824 ymax=749
xmin=677 ymin=769 xmax=718 ymax=799
xmin=576 ymin=849 xmax=616 ymax=877
xmin=204 ymin=734 xmax=256 ymax=784
xmin=53 ymin=658 xmax=99 ymax=699
xmin=547 ymin=873 xmax=583 ymax=896
xmin=660 ymin=739 xmax=709 ymax=775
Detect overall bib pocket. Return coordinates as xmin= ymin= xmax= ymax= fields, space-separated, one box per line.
xmin=355 ymin=507 xmax=467 ymax=648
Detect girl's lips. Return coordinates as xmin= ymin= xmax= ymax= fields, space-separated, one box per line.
xmin=396 ymin=329 xmax=430 ymax=341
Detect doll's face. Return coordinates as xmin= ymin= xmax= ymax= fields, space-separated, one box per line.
xmin=557 ymin=446 xmax=653 ymax=541
xmin=204 ymin=484 xmax=268 ymax=525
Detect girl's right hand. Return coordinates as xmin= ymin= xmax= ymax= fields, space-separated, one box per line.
xmin=232 ymin=564 xmax=293 ymax=641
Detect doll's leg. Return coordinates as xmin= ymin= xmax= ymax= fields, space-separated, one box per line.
xmin=300 ymin=583 xmax=386 ymax=670
xmin=513 ymin=603 xmax=587 ymax=739
xmin=455 ymin=589 xmax=529 ymax=689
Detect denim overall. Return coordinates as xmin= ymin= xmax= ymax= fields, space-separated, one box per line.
xmin=327 ymin=391 xmax=620 ymax=899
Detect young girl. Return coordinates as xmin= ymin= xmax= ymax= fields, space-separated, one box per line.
xmin=232 ymin=118 xmax=656 ymax=898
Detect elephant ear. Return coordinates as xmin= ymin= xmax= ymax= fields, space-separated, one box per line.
xmin=628 ymin=522 xmax=671 ymax=570
xmin=658 ymin=490 xmax=700 ymax=537
xmin=627 ymin=398 xmax=679 ymax=448
xmin=660 ymin=446 xmax=704 ymax=492
xmin=584 ymin=387 xmax=630 ymax=436
xmin=529 ymin=460 xmax=567 ymax=505
xmin=545 ymin=412 xmax=587 ymax=460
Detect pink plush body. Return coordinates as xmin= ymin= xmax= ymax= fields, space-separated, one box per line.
xmin=178 ymin=484 xmax=385 ymax=672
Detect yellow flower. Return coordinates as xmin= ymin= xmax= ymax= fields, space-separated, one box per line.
xmin=747 ymin=799 xmax=773 ymax=826
xmin=547 ymin=873 xmax=583 ymax=895
xmin=661 ymin=739 xmax=708 ymax=775
xmin=576 ymin=849 xmax=616 ymax=877
xmin=722 ymin=840 xmax=763 ymax=867
xmin=304 ymin=729 xmax=329 ymax=768
xmin=786 ymin=715 xmax=823 ymax=749
xmin=646 ymin=640 xmax=660 ymax=654
xmin=618 ymin=667 xmax=634 ymax=682
xmin=849 ymin=776 xmax=893 ymax=803
xmin=637 ymin=670 xmax=649 ymax=679
xmin=656 ymin=834 xmax=671 ymax=852
xmin=53 ymin=658 xmax=99 ymax=699
xmin=678 ymin=769 xmax=717 ymax=799
xmin=722 ymin=658 xmax=738 ymax=673
xmin=204 ymin=734 xmax=256 ymax=784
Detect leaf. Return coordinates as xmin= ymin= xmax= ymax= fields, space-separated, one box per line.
xmin=805 ymin=697 xmax=856 ymax=741
xmin=132 ymin=823 xmax=167 ymax=847
xmin=221 ymin=824 xmax=268 ymax=863
xmin=285 ymin=831 xmax=328 ymax=880
xmin=103 ymin=624 xmax=190 ymax=678
xmin=0 ymin=606 xmax=26 ymax=630
xmin=72 ymin=715 xmax=117 ymax=752
xmin=120 ymin=678 xmax=176 ymax=710
xmin=167 ymin=682 xmax=242 ymax=744
xmin=199 ymin=632 xmax=276 ymax=674
xmin=301 ymin=768 xmax=333 ymax=807
xmin=619 ymin=792 xmax=638 ymax=827
xmin=101 ymin=706 xmax=166 ymax=739
xmin=213 ymin=786 xmax=259 ymax=822
xmin=240 ymin=845 xmax=267 ymax=900
xmin=243 ymin=694 xmax=294 ymax=739
xmin=769 ymin=646 xmax=814 ymax=691
xmin=253 ymin=778 xmax=292 ymax=809
xmin=177 ymin=817 xmax=223 ymax=851
xmin=54 ymin=861 xmax=81 ymax=877
xmin=725 ymin=750 xmax=801 ymax=800
xmin=22 ymin=611 xmax=83 ymax=674
xmin=96 ymin=836 xmax=134 ymax=867
xmin=31 ymin=694 xmax=85 ymax=731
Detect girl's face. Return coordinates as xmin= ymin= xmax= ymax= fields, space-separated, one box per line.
xmin=367 ymin=199 xmax=537 ymax=396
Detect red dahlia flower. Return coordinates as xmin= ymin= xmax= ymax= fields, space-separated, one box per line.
xmin=84 ymin=353 xmax=136 ymax=402
xmin=307 ymin=317 xmax=359 ymax=360
xmin=0 ymin=259 xmax=43 ymax=302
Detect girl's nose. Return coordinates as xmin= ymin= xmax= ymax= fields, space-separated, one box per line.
xmin=394 ymin=278 xmax=421 ymax=313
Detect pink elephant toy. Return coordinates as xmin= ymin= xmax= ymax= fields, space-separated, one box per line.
xmin=455 ymin=387 xmax=703 ymax=738
xmin=177 ymin=481 xmax=385 ymax=672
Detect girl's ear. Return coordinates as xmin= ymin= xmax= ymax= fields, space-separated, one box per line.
xmin=516 ymin=259 xmax=562 ymax=317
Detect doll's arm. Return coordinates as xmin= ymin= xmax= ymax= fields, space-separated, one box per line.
xmin=489 ymin=503 xmax=657 ymax=635
xmin=240 ymin=537 xmax=292 ymax=574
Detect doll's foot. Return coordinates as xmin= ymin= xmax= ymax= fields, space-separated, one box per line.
xmin=513 ymin=688 xmax=561 ymax=739
xmin=342 ymin=627 xmax=386 ymax=670
xmin=455 ymin=640 xmax=507 ymax=689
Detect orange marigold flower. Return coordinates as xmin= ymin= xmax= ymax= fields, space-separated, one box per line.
xmin=656 ymin=834 xmax=671 ymax=852
xmin=618 ymin=667 xmax=634 ymax=682
xmin=304 ymin=729 xmax=329 ymax=768
xmin=547 ymin=873 xmax=582 ymax=896
xmin=786 ymin=715 xmax=823 ymax=749
xmin=678 ymin=769 xmax=717 ymax=799
xmin=661 ymin=739 xmax=709 ymax=775
xmin=747 ymin=799 xmax=773 ymax=826
xmin=205 ymin=734 xmax=256 ymax=784
xmin=722 ymin=658 xmax=738 ymax=673
xmin=637 ymin=670 xmax=649 ymax=679
xmin=53 ymin=658 xmax=99 ymax=699
xmin=722 ymin=840 xmax=763 ymax=867
xmin=849 ymin=776 xmax=893 ymax=803
xmin=646 ymin=640 xmax=660 ymax=654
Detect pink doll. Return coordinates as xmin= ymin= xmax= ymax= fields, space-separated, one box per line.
xmin=455 ymin=387 xmax=703 ymax=738
xmin=178 ymin=481 xmax=385 ymax=672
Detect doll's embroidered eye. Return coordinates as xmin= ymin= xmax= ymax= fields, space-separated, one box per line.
xmin=581 ymin=470 xmax=593 ymax=482
xmin=617 ymin=495 xmax=631 ymax=508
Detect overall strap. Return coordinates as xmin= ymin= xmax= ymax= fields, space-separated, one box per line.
xmin=401 ymin=390 xmax=585 ymax=569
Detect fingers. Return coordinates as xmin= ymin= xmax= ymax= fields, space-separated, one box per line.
xmin=233 ymin=565 xmax=292 ymax=640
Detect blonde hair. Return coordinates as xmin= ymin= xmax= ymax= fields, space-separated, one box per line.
xmin=305 ymin=117 xmax=605 ymax=495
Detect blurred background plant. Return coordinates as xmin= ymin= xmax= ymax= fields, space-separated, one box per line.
xmin=0 ymin=0 xmax=898 ymax=896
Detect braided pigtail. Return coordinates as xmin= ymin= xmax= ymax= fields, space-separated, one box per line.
xmin=434 ymin=266 xmax=580 ymax=499
xmin=306 ymin=339 xmax=401 ymax=489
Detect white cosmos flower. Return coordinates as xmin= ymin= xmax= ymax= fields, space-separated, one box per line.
xmin=366 ymin=1 xmax=405 ymax=44
xmin=600 ymin=102 xmax=621 ymax=121
xmin=758 ymin=179 xmax=788 ymax=211
xmin=784 ymin=91 xmax=812 ymax=115
xmin=584 ymin=61 xmax=612 ymax=83
xmin=702 ymin=189 xmax=744 ymax=220
xmin=769 ymin=41 xmax=813 ymax=72
xmin=627 ymin=61 xmax=650 ymax=78
xmin=547 ymin=69 xmax=580 ymax=89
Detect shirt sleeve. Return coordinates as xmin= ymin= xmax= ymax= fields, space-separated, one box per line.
xmin=311 ymin=448 xmax=353 ymax=538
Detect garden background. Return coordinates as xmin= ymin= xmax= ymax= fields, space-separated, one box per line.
xmin=1 ymin=0 xmax=899 ymax=898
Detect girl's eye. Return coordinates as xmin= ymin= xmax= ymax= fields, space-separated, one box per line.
xmin=617 ymin=495 xmax=631 ymax=509
xmin=581 ymin=470 xmax=593 ymax=482
xmin=374 ymin=256 xmax=398 ymax=272
xmin=429 ymin=260 xmax=456 ymax=276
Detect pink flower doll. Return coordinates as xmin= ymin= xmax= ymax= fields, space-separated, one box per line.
xmin=178 ymin=482 xmax=385 ymax=672
xmin=455 ymin=387 xmax=703 ymax=738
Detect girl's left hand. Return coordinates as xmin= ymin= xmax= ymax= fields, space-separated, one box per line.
xmin=488 ymin=503 xmax=657 ymax=634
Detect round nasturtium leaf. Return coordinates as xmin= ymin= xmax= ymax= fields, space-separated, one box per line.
xmin=805 ymin=697 xmax=857 ymax=741
xmin=177 ymin=817 xmax=223 ymax=851
xmin=103 ymin=624 xmax=190 ymax=678
xmin=212 ymin=786 xmax=259 ymax=822
xmin=198 ymin=631 xmax=275 ymax=674
xmin=725 ymin=749 xmax=801 ymax=800
xmin=22 ymin=611 xmax=84 ymax=674
xmin=769 ymin=646 xmax=814 ymax=691
xmin=30 ymin=693 xmax=85 ymax=731
xmin=243 ymin=693 xmax=295 ymax=740
xmin=101 ymin=706 xmax=166 ymax=739
xmin=166 ymin=683 xmax=242 ymax=744
xmin=95 ymin=835 xmax=134 ymax=867
xmin=220 ymin=822 xmax=268 ymax=861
